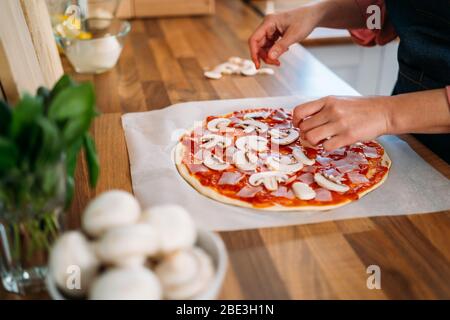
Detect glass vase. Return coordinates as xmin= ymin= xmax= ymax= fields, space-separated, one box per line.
xmin=0 ymin=159 xmax=66 ymax=295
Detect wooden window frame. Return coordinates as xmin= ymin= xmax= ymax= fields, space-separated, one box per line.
xmin=0 ymin=0 xmax=63 ymax=103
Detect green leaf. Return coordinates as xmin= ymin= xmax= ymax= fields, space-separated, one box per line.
xmin=0 ymin=100 xmax=12 ymax=136
xmin=50 ymin=75 xmax=75 ymax=99
xmin=63 ymin=116 xmax=94 ymax=145
xmin=10 ymin=94 xmax=43 ymax=139
xmin=48 ymin=83 xmax=95 ymax=121
xmin=41 ymin=166 xmax=58 ymax=194
xmin=83 ymin=133 xmax=99 ymax=187
xmin=37 ymin=87 xmax=51 ymax=113
xmin=65 ymin=175 xmax=75 ymax=208
xmin=0 ymin=137 xmax=18 ymax=170
xmin=65 ymin=137 xmax=83 ymax=178
xmin=35 ymin=117 xmax=61 ymax=168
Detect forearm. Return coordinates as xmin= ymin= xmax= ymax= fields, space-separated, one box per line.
xmin=304 ymin=0 xmax=367 ymax=29
xmin=383 ymin=89 xmax=450 ymax=135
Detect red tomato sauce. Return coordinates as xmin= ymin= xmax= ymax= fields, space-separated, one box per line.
xmin=180 ymin=108 xmax=389 ymax=208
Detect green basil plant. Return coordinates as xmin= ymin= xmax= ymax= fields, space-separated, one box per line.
xmin=0 ymin=75 xmax=99 ymax=256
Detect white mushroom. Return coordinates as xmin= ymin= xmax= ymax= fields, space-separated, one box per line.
xmin=292 ymin=182 xmax=316 ymax=200
xmin=204 ymin=58 xmax=274 ymax=79
xmin=203 ymin=71 xmax=222 ymax=80
xmin=258 ymin=68 xmax=275 ymax=75
xmin=206 ymin=118 xmax=231 ymax=132
xmin=155 ymin=247 xmax=214 ymax=300
xmin=269 ymin=128 xmax=299 ymax=145
xmin=236 ymin=119 xmax=268 ymax=133
xmin=233 ymin=150 xmax=258 ymax=171
xmin=200 ymin=134 xmax=232 ymax=149
xmin=140 ymin=205 xmax=197 ymax=255
xmin=94 ymin=224 xmax=159 ymax=267
xmin=89 ymin=267 xmax=162 ymax=300
xmin=235 ymin=135 xmax=268 ymax=152
xmin=314 ymin=172 xmax=350 ymax=193
xmin=292 ymin=146 xmax=315 ymax=165
xmin=266 ymin=154 xmax=303 ymax=173
xmin=218 ymin=62 xmax=241 ymax=74
xmin=249 ymin=171 xmax=289 ymax=191
xmin=243 ymin=111 xmax=270 ymax=119
xmin=82 ymin=190 xmax=141 ymax=238
xmin=203 ymin=151 xmax=230 ymax=171
xmin=49 ymin=231 xmax=99 ymax=298
xmin=204 ymin=62 xmax=241 ymax=79
xmin=241 ymin=64 xmax=258 ymax=76
xmin=228 ymin=56 xmax=244 ymax=65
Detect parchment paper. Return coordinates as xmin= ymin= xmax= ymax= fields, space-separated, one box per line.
xmin=121 ymin=96 xmax=450 ymax=231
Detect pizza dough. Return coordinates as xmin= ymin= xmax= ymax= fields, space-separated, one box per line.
xmin=175 ymin=108 xmax=391 ymax=211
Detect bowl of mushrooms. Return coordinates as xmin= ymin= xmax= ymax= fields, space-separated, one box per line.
xmin=46 ymin=190 xmax=228 ymax=300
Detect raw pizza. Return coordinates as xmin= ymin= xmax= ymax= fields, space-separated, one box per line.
xmin=175 ymin=108 xmax=391 ymax=211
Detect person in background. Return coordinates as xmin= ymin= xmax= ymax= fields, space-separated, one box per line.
xmin=248 ymin=0 xmax=450 ymax=163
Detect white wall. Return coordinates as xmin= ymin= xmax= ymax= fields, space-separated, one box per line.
xmin=307 ymin=41 xmax=399 ymax=96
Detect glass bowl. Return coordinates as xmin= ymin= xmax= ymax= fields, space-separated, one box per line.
xmin=57 ymin=18 xmax=130 ymax=74
xmin=86 ymin=0 xmax=121 ymax=19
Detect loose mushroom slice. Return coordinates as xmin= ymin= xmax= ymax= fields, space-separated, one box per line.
xmin=236 ymin=119 xmax=269 ymax=133
xmin=228 ymin=56 xmax=244 ymax=65
xmin=233 ymin=150 xmax=258 ymax=171
xmin=248 ymin=171 xmax=288 ymax=191
xmin=314 ymin=172 xmax=350 ymax=193
xmin=266 ymin=154 xmax=303 ymax=173
xmin=203 ymin=151 xmax=230 ymax=171
xmin=292 ymin=146 xmax=315 ymax=165
xmin=200 ymin=134 xmax=232 ymax=149
xmin=258 ymin=68 xmax=274 ymax=75
xmin=235 ymin=136 xmax=268 ymax=152
xmin=243 ymin=111 xmax=271 ymax=120
xmin=206 ymin=118 xmax=231 ymax=132
xmin=292 ymin=182 xmax=316 ymax=200
xmin=241 ymin=64 xmax=258 ymax=76
xmin=269 ymin=128 xmax=299 ymax=145
xmin=203 ymin=71 xmax=222 ymax=80
xmin=218 ymin=62 xmax=241 ymax=74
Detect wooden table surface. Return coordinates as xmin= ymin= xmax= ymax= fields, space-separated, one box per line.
xmin=2 ymin=0 xmax=449 ymax=300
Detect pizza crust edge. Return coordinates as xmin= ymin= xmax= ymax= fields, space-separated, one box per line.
xmin=174 ymin=136 xmax=391 ymax=212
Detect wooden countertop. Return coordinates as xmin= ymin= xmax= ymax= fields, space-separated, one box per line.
xmin=2 ymin=0 xmax=449 ymax=300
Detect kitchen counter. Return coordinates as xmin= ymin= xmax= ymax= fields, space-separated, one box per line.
xmin=2 ymin=0 xmax=449 ymax=300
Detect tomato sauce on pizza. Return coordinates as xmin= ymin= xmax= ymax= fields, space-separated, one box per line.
xmin=175 ymin=108 xmax=390 ymax=210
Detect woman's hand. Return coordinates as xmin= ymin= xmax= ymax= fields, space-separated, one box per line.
xmin=248 ymin=0 xmax=367 ymax=68
xmin=248 ymin=5 xmax=323 ymax=68
xmin=293 ymin=89 xmax=450 ymax=151
xmin=293 ymin=96 xmax=390 ymax=151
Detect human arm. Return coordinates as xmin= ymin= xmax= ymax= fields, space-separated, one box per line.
xmin=248 ymin=0 xmax=367 ymax=68
xmin=292 ymin=89 xmax=450 ymax=151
